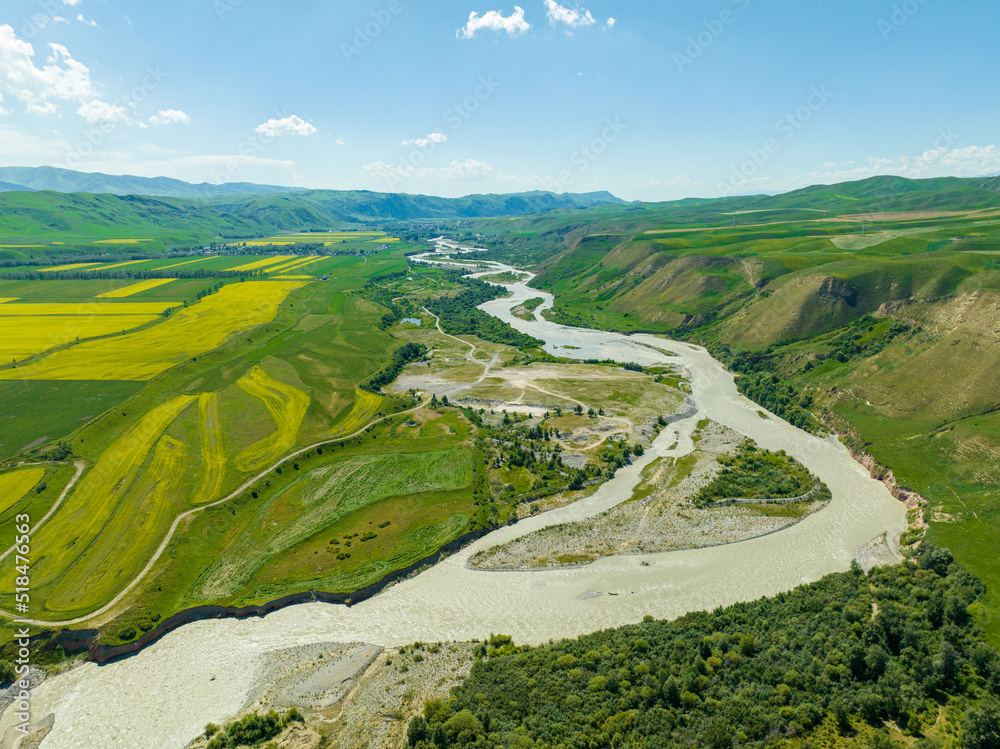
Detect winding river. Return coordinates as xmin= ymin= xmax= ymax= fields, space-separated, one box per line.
xmin=9 ymin=239 xmax=906 ymax=749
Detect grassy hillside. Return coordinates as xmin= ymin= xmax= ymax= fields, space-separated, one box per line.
xmin=454 ymin=176 xmax=1000 ymax=647
xmin=0 ymin=188 xmax=624 ymax=254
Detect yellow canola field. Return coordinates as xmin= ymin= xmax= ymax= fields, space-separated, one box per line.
xmin=0 ymin=302 xmax=177 ymax=316
xmin=267 ymin=257 xmax=322 ymax=275
xmin=84 ymin=260 xmax=153 ymax=272
xmin=234 ymin=366 xmax=310 ymax=473
xmin=194 ymin=393 xmax=227 ymax=505
xmin=156 ymin=256 xmax=216 ymax=270
xmin=16 ymin=396 xmax=196 ymax=615
xmin=39 ymin=263 xmax=101 ymax=273
xmin=0 ymin=299 xmax=17 ymax=304
xmin=330 ymin=389 xmax=383 ymax=437
xmin=0 ymin=280 xmax=306 ymax=381
xmin=93 ymin=239 xmax=152 ymax=244
xmin=0 ymin=314 xmax=161 ymax=360
xmin=272 ymin=276 xmax=314 ymax=280
xmin=0 ymin=467 xmax=46 ymax=516
xmin=229 ymin=255 xmax=298 ymax=272
xmin=96 ymin=279 xmax=177 ymax=298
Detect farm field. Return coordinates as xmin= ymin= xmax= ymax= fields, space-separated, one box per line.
xmin=0 ymin=242 xmax=511 ymax=644
xmin=96 ymin=279 xmax=177 ymax=298
xmin=0 ymin=280 xmax=306 ymax=381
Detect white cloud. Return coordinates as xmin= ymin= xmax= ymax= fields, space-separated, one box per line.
xmin=795 ymin=145 xmax=1000 ymax=186
xmin=148 ymin=109 xmax=191 ymax=126
xmin=457 ymin=6 xmax=530 ymax=39
xmin=254 ymin=114 xmax=316 ymax=137
xmin=402 ymin=132 xmax=447 ymax=147
xmin=62 ymin=0 xmax=82 ymax=6
xmin=76 ymin=15 xmax=98 ymax=27
xmin=822 ymin=162 xmax=836 ymax=168
xmin=544 ymin=0 xmax=595 ymax=28
xmin=335 ymin=137 xmax=346 ymax=145
xmin=76 ymin=99 xmax=127 ymax=125
xmin=0 ymin=27 xmax=96 ymax=116
xmin=363 ymin=158 xmax=497 ymax=182
xmin=605 ymin=17 xmax=616 ymax=29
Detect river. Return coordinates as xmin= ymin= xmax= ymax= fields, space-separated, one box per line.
xmin=11 ymin=238 xmax=906 ymax=749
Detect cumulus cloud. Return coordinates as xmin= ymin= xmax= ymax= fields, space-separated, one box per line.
xmin=76 ymin=15 xmax=98 ymax=27
xmin=76 ymin=99 xmax=127 ymax=124
xmin=0 ymin=26 xmax=96 ymax=115
xmin=62 ymin=0 xmax=82 ymax=6
xmin=402 ymin=132 xmax=447 ymax=147
xmin=254 ymin=114 xmax=316 ymax=137
xmin=149 ymin=109 xmax=191 ymax=126
xmin=605 ymin=17 xmax=615 ymax=29
xmin=796 ymin=145 xmax=1000 ymax=185
xmin=544 ymin=0 xmax=595 ymax=28
xmin=457 ymin=6 xmax=530 ymax=39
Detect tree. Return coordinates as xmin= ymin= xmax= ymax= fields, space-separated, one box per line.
xmin=963 ymin=700 xmax=1000 ymax=749
xmin=407 ymin=716 xmax=430 ymax=746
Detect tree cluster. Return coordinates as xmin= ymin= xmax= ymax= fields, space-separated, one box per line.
xmin=409 ymin=545 xmax=1000 ymax=749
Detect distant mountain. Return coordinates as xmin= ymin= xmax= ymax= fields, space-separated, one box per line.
xmin=0 ymin=180 xmax=31 ymax=192
xmin=0 ymin=166 xmax=304 ymax=199
xmin=0 ymin=187 xmax=626 ymax=245
xmin=206 ymin=189 xmax=625 ymax=228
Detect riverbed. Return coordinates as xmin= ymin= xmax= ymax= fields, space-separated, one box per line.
xmin=13 ymin=238 xmax=906 ymax=749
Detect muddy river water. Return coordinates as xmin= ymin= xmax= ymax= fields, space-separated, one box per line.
xmin=10 ymin=239 xmax=906 ymax=749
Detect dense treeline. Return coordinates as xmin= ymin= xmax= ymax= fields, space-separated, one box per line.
xmin=736 ymin=371 xmax=819 ymax=434
xmin=362 ymin=342 xmax=427 ymax=393
xmin=693 ymin=441 xmax=818 ymax=507
xmin=0 ymin=269 xmax=260 ymax=281
xmin=409 ymin=545 xmax=1000 ymax=749
xmin=427 ymin=274 xmax=544 ymax=351
xmin=703 ymin=344 xmax=820 ymax=434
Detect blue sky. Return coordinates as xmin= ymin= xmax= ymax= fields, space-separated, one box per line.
xmin=0 ymin=0 xmax=998 ymax=200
